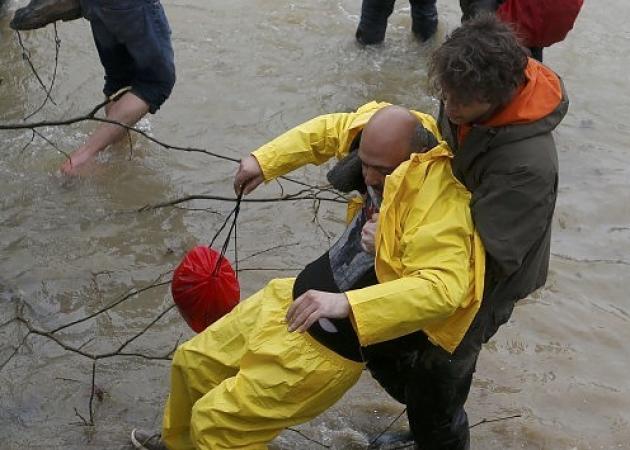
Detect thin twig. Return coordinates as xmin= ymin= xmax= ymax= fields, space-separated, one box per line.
xmin=469 ymin=414 xmax=522 ymax=429
xmin=88 ymin=359 xmax=96 ymax=425
xmin=0 ymin=332 xmax=30 ymax=371
xmin=368 ymin=408 xmax=407 ymax=448
xmin=51 ymin=278 xmax=171 ymax=333
xmin=551 ymin=252 xmax=630 ymax=266
xmin=237 ymin=267 xmax=301 ymax=272
xmin=73 ymin=407 xmax=89 ymax=426
xmin=1 ymin=100 xmax=349 ymax=197
xmin=287 ymin=428 xmax=331 ymax=449
xmin=33 ymin=129 xmax=71 ymax=161
xmin=240 ymin=242 xmax=301 ymax=262
xmin=24 ymin=23 xmax=61 ymax=120
xmin=19 ymin=129 xmax=36 ymax=153
xmin=105 ymin=305 xmax=176 ymax=357
xmin=139 ymin=192 xmax=345 ymax=212
xmin=16 ymin=30 xmax=56 ymax=106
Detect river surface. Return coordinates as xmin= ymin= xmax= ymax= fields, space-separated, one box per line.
xmin=1 ymin=1 xmax=629 ymax=449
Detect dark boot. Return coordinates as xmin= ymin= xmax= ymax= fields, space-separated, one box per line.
xmin=355 ymin=0 xmax=396 ymax=45
xmin=410 ymin=0 xmax=438 ymax=41
xmin=370 ymin=430 xmax=414 ymax=448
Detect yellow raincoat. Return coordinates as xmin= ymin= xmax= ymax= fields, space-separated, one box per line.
xmin=162 ymin=102 xmax=484 ymax=450
xmin=253 ymin=101 xmax=485 ymax=352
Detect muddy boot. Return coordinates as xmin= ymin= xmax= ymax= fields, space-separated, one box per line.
xmin=355 ymin=0 xmax=395 ymax=45
xmin=410 ymin=0 xmax=438 ymax=41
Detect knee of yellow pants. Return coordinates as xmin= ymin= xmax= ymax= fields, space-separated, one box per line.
xmin=189 ymin=400 xmax=269 ymax=450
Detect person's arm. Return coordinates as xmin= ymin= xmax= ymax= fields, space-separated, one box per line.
xmin=233 ymin=111 xmax=361 ymax=195
xmin=235 ymin=101 xmax=400 ymax=195
xmin=251 ymin=112 xmax=361 ymax=181
xmin=470 ymin=163 xmax=557 ymax=278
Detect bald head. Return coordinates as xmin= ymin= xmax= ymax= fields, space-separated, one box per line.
xmin=358 ymin=106 xmax=423 ymax=194
xmin=362 ymin=106 xmax=419 ymax=157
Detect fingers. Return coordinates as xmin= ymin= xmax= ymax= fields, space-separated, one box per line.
xmin=286 ymin=292 xmax=319 ymax=332
xmin=361 ymin=222 xmax=375 ymax=254
xmin=242 ymin=175 xmax=263 ymax=195
xmin=289 ymin=303 xmax=319 ymax=332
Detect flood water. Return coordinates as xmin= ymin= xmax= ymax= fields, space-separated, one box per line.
xmin=1 ymin=1 xmax=629 ymax=449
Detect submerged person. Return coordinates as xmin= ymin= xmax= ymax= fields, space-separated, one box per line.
xmin=60 ymin=0 xmax=176 ymax=174
xmin=130 ymin=103 xmax=486 ymax=450
xmin=366 ymin=14 xmax=568 ymax=449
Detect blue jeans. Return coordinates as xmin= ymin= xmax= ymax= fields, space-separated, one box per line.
xmin=80 ymin=0 xmax=176 ymax=113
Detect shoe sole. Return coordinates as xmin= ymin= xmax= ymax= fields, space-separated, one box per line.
xmin=130 ymin=429 xmax=150 ymax=450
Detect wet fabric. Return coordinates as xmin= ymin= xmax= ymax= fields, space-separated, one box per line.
xmin=252 ymin=101 xmax=441 ymax=182
xmin=364 ymin=328 xmax=478 ymax=450
xmin=440 ymin=65 xmax=568 ymax=343
xmin=80 ymin=0 xmax=176 ymax=113
xmin=328 ymin=188 xmax=380 ymax=291
xmin=253 ymin=102 xmax=485 ymax=353
xmin=415 ymin=61 xmax=568 ymax=449
xmin=497 ymin=0 xmax=584 ymax=48
xmin=162 ymin=278 xmax=364 ymax=450
xmin=355 ymin=0 xmax=438 ymax=44
xmin=346 ymin=146 xmax=486 ymax=353
xmin=458 ymin=58 xmax=563 ymax=142
xmin=171 ymin=246 xmax=240 ymax=333
xmin=292 ymin=251 xmax=377 ymax=362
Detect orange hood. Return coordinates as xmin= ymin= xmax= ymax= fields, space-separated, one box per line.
xmin=459 ymin=58 xmax=563 ymax=143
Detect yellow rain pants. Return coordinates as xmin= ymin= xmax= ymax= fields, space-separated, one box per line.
xmin=162 ymin=278 xmax=365 ymax=450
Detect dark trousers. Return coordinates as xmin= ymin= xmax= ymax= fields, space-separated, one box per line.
xmin=529 ymin=46 xmax=543 ymax=62
xmin=364 ymin=331 xmax=478 ymax=450
xmin=356 ymin=0 xmax=438 ymax=44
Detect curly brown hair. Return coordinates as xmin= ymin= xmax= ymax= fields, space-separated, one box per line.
xmin=428 ymin=13 xmax=528 ymax=106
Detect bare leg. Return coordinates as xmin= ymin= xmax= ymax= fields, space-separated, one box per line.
xmin=60 ymin=92 xmax=149 ymax=175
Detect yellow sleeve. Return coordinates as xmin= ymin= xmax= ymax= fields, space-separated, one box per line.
xmin=250 ymin=101 xmax=392 ymax=181
xmin=251 ymin=112 xmax=357 ymax=181
xmin=346 ymin=174 xmax=474 ymax=347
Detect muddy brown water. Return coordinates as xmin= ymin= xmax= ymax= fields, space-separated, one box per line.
xmin=1 ymin=1 xmax=629 ymax=449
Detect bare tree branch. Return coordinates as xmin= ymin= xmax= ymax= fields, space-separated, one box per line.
xmin=24 ymin=23 xmax=61 ymax=120
xmin=16 ymin=30 xmax=56 ymax=107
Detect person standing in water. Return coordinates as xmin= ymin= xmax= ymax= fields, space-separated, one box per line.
xmin=60 ymin=0 xmax=176 ymax=174
xmin=130 ymin=103 xmax=485 ymax=450
xmin=365 ymin=14 xmax=568 ymax=449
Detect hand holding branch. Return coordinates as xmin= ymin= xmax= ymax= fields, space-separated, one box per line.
xmin=234 ymin=155 xmax=264 ymax=195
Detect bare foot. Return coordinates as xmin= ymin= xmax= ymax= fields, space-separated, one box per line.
xmin=60 ymin=148 xmax=97 ymax=175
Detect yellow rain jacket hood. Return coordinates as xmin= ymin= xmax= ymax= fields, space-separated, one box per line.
xmin=253 ymin=102 xmax=485 ymax=353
